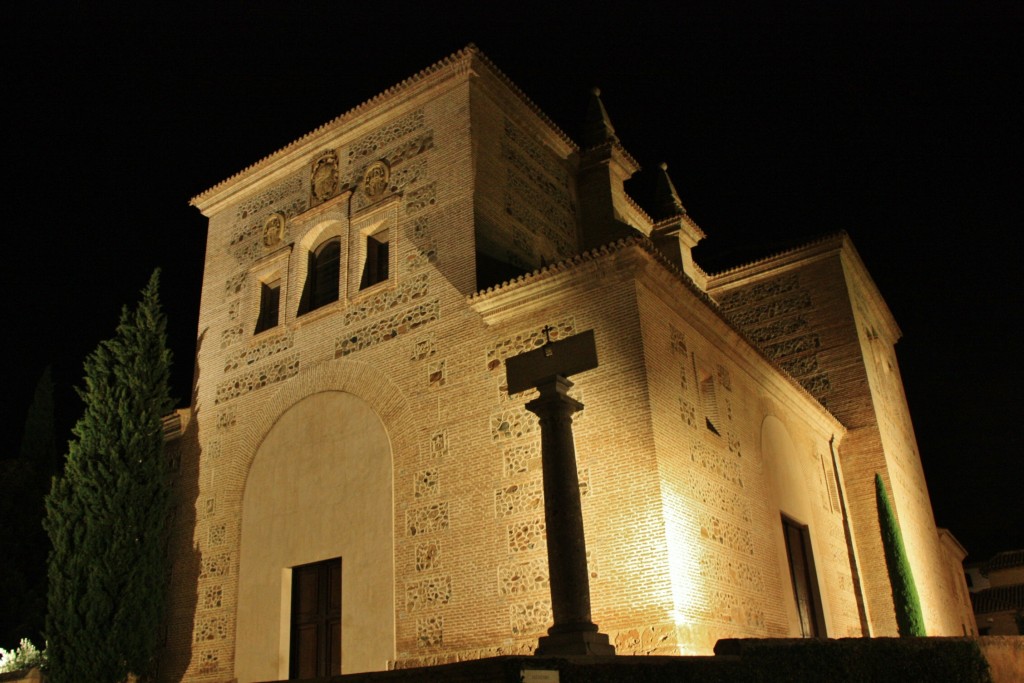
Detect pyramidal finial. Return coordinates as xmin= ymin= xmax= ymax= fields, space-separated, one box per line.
xmin=582 ymin=86 xmax=618 ymax=148
xmin=655 ymin=162 xmax=687 ymax=219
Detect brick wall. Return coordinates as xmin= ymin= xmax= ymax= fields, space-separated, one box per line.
xmin=708 ymin=235 xmax=961 ymax=637
xmin=163 ymin=48 xmax=963 ymax=682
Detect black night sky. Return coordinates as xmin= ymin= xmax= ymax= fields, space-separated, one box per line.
xmin=4 ymin=3 xmax=1021 ymax=560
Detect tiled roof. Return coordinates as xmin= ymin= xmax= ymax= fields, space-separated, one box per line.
xmin=971 ymin=584 xmax=1024 ymax=614
xmin=982 ymin=549 xmax=1024 ymax=575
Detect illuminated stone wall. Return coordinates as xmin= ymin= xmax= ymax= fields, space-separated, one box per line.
xmin=164 ymin=47 xmax=964 ymax=682
xmin=635 ymin=264 xmax=862 ymax=654
xmin=469 ymin=78 xmax=578 ymax=272
xmin=707 ymin=236 xmax=963 ymax=637
xmin=168 ymin=48 xmax=481 ymax=679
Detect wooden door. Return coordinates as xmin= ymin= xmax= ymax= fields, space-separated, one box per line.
xmin=782 ymin=517 xmax=825 ymax=637
xmin=290 ymin=558 xmax=341 ymax=678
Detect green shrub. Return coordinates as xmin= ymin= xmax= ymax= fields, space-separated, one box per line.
xmin=0 ymin=638 xmax=45 ymax=673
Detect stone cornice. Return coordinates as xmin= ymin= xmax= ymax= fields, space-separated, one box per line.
xmin=469 ymin=237 xmax=718 ymax=328
xmin=622 ymin=192 xmax=654 ymax=231
xmin=470 ymin=237 xmax=844 ymax=433
xmin=469 ymin=47 xmax=577 ymax=155
xmin=580 ymin=139 xmax=641 ymax=177
xmin=191 ymin=45 xmax=578 ymax=215
xmin=705 ymin=231 xmax=901 ymax=342
xmin=706 ymin=231 xmax=848 ymax=281
xmin=653 ymin=212 xmax=706 ymax=242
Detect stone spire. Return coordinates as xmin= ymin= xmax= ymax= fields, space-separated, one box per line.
xmin=654 ymin=161 xmax=687 ymax=219
xmin=649 ymin=162 xmax=707 ymax=288
xmin=581 ymin=87 xmax=618 ymax=149
xmin=577 ymin=88 xmax=642 ymax=250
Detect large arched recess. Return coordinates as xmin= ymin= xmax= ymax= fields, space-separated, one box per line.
xmin=761 ymin=415 xmax=828 ymax=637
xmin=232 ymin=360 xmax=412 ymax=681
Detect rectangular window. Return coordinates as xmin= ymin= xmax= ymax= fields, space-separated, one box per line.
xmin=290 ymin=558 xmax=341 ymax=678
xmin=699 ymin=369 xmax=720 ymax=435
xmin=359 ymin=230 xmax=389 ymax=290
xmin=782 ymin=516 xmax=825 ymax=637
xmin=255 ymin=280 xmax=281 ymax=333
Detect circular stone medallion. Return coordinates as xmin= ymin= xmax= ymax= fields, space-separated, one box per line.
xmin=363 ymin=160 xmax=391 ymax=199
xmin=262 ymin=212 xmax=286 ymax=247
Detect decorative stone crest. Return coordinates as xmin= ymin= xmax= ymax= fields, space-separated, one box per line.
xmin=363 ymin=160 xmax=391 ymax=199
xmin=262 ymin=212 xmax=285 ymax=247
xmin=310 ymin=151 xmax=340 ymax=202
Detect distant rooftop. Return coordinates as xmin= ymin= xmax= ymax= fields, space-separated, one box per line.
xmin=982 ymin=549 xmax=1024 ymax=575
xmin=971 ymin=584 xmax=1024 ymax=614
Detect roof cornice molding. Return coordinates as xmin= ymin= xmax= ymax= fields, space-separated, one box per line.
xmin=192 ymin=45 xmax=479 ymax=214
xmin=191 ymin=44 xmax=579 ymax=215
xmin=469 ymin=48 xmax=578 ymax=155
xmin=469 ymin=237 xmax=845 ymax=434
xmin=706 ymin=231 xmax=847 ymax=283
xmin=706 ymin=231 xmax=902 ymax=343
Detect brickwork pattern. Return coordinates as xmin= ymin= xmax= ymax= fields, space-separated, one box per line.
xmin=708 ymin=242 xmax=958 ymax=637
xmin=164 ymin=50 xmax=957 ymax=680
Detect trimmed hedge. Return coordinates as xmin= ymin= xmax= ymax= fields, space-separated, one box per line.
xmin=712 ymin=637 xmax=992 ymax=683
xmin=300 ymin=637 xmax=992 ymax=683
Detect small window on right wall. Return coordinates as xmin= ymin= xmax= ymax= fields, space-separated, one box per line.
xmin=254 ymin=279 xmax=281 ymax=334
xmin=359 ymin=229 xmax=389 ymax=290
xmin=698 ymin=367 xmax=720 ymax=435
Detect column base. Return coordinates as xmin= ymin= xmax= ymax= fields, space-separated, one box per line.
xmin=535 ymin=627 xmax=616 ymax=656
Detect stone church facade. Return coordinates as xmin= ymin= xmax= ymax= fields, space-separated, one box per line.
xmin=159 ymin=46 xmax=969 ymax=681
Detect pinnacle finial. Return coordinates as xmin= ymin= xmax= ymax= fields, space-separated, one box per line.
xmin=582 ymin=86 xmax=618 ymax=148
xmin=655 ymin=161 xmax=687 ymax=219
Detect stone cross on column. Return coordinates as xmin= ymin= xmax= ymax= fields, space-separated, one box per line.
xmin=505 ymin=329 xmax=615 ymax=656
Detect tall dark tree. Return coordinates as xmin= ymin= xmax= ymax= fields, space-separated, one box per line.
xmin=44 ymin=271 xmax=174 ymax=683
xmin=0 ymin=366 xmax=57 ymax=649
xmin=875 ymin=473 xmax=926 ymax=636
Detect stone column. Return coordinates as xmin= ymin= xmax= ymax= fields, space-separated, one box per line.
xmin=526 ymin=376 xmax=615 ymax=656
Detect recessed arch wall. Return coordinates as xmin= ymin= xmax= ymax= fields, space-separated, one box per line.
xmin=230 ymin=360 xmax=413 ymax=681
xmin=761 ymin=415 xmax=826 ymax=636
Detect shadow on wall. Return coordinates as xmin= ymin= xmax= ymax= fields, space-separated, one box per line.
xmin=157 ymin=330 xmax=205 ymax=682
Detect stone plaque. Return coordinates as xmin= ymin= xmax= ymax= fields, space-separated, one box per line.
xmin=363 ymin=160 xmax=390 ymax=199
xmin=311 ymin=151 xmax=339 ymax=202
xmin=262 ymin=212 xmax=285 ymax=247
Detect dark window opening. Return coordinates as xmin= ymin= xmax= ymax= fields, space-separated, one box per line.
xmin=705 ymin=416 xmax=720 ymax=435
xmin=299 ymin=238 xmax=340 ymax=315
xmin=254 ymin=280 xmax=281 ymax=333
xmin=699 ymin=373 xmax=720 ymax=435
xmin=290 ymin=558 xmax=341 ymax=679
xmin=359 ymin=231 xmax=389 ymax=289
xmin=782 ymin=516 xmax=826 ymax=637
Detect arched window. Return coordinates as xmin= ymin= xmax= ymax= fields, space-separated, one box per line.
xmin=299 ymin=238 xmax=340 ymax=315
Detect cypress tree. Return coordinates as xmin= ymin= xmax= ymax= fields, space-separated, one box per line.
xmin=0 ymin=367 xmax=57 ymax=649
xmin=875 ymin=472 xmax=926 ymax=636
xmin=44 ymin=271 xmax=174 ymax=682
